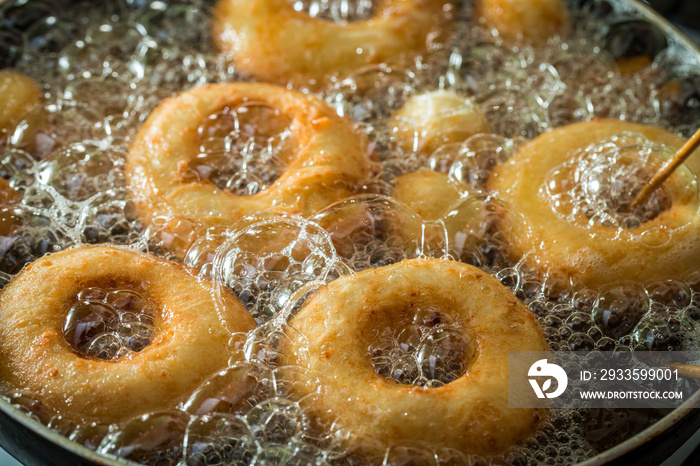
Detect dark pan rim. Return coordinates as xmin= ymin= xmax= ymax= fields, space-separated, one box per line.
xmin=578 ymin=1 xmax=700 ymax=462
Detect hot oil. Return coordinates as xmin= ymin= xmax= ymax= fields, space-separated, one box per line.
xmin=0 ymin=0 xmax=699 ymax=464
xmin=63 ymin=286 xmax=156 ymax=360
xmin=369 ymin=305 xmax=475 ymax=387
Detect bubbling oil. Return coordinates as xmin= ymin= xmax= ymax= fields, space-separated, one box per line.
xmin=291 ymin=0 xmax=375 ymax=23
xmin=0 ymin=0 xmax=699 ymax=465
xmin=189 ymin=104 xmax=292 ymax=196
xmin=369 ymin=305 xmax=475 ymax=387
xmin=542 ymin=133 xmax=697 ymax=231
xmin=62 ymin=287 xmax=156 ymax=360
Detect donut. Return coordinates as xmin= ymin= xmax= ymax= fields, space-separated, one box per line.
xmin=389 ymin=90 xmax=489 ymax=157
xmin=474 ymin=0 xmax=569 ymax=44
xmin=0 ymin=70 xmax=43 ymax=139
xmin=125 ymin=82 xmax=370 ymax=229
xmin=0 ymin=245 xmax=256 ymax=423
xmin=281 ymin=257 xmax=548 ymax=457
xmin=488 ymin=119 xmax=700 ymax=289
xmin=211 ymin=0 xmax=452 ymax=87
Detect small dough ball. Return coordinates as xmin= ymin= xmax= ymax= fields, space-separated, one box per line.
xmin=393 ymin=170 xmax=463 ymax=220
xmin=616 ymin=56 xmax=653 ymax=76
xmin=0 ymin=70 xmax=43 ymax=137
xmin=393 ymin=170 xmax=497 ymax=260
xmin=390 ymin=90 xmax=489 ymax=157
xmin=474 ymin=0 xmax=569 ymax=44
xmin=0 ymin=178 xmax=20 ymax=206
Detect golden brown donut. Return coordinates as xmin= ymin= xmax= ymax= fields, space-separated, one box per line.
xmin=281 ymin=257 xmax=548 ymax=458
xmin=474 ymin=0 xmax=569 ymax=44
xmin=0 ymin=70 xmax=43 ymax=139
xmin=125 ymin=83 xmax=370 ymax=229
xmin=0 ymin=245 xmax=256 ymax=423
xmin=489 ymin=119 xmax=700 ymax=289
xmin=212 ymin=0 xmax=452 ymax=86
xmin=389 ymin=90 xmax=489 ymax=157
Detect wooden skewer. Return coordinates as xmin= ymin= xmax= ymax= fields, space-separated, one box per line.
xmin=630 ymin=127 xmax=700 ymax=210
xmin=670 ymin=362 xmax=700 ymax=379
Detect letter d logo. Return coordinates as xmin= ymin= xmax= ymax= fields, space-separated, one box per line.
xmin=528 ymin=359 xmax=568 ymax=399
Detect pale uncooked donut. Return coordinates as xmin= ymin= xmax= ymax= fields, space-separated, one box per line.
xmin=125 ymin=83 xmax=370 ymax=229
xmin=212 ymin=0 xmax=452 ymax=86
xmin=0 ymin=245 xmax=256 ymax=423
xmin=489 ymin=119 xmax=700 ymax=289
xmin=282 ymin=257 xmax=548 ymax=457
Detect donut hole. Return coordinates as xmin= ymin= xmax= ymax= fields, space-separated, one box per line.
xmin=543 ymin=134 xmax=695 ymax=230
xmin=367 ymin=304 xmax=476 ymax=387
xmin=187 ymin=103 xmax=294 ymax=196
xmin=62 ymin=285 xmax=157 ymax=360
xmin=290 ymin=0 xmax=376 ymax=23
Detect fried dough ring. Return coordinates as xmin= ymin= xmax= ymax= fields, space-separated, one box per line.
xmin=212 ymin=0 xmax=452 ymax=86
xmin=0 ymin=245 xmax=256 ymax=423
xmin=125 ymin=83 xmax=370 ymax=229
xmin=474 ymin=0 xmax=569 ymax=44
xmin=282 ymin=258 xmax=548 ymax=457
xmin=489 ymin=119 xmax=700 ymax=289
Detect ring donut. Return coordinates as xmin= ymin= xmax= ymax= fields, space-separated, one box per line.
xmin=0 ymin=245 xmax=256 ymax=423
xmin=212 ymin=0 xmax=452 ymax=86
xmin=488 ymin=119 xmax=700 ymax=289
xmin=125 ymin=83 xmax=370 ymax=229
xmin=281 ymin=257 xmax=548 ymax=457
xmin=474 ymin=0 xmax=569 ymax=44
